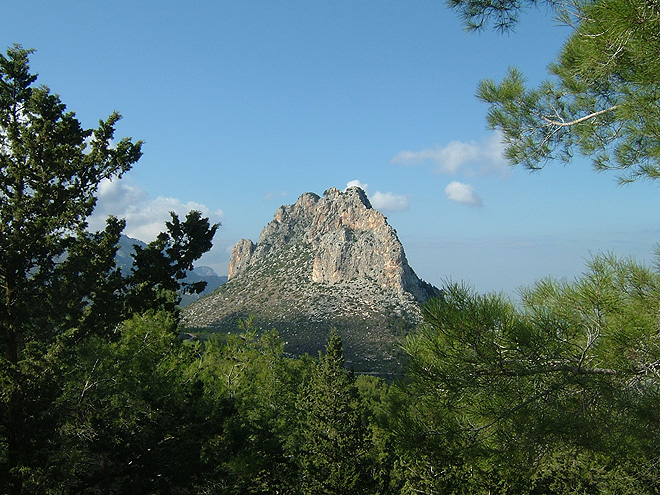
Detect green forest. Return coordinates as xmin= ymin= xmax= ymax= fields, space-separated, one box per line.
xmin=2 ymin=0 xmax=660 ymax=493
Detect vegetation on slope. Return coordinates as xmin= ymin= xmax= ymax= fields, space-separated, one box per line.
xmin=182 ymin=240 xmax=419 ymax=375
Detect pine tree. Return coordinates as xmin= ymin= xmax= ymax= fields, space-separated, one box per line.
xmin=449 ymin=0 xmax=660 ymax=183
xmin=294 ymin=330 xmax=375 ymax=494
xmin=398 ymin=255 xmax=660 ymax=493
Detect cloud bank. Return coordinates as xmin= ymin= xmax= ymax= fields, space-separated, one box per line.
xmin=345 ymin=180 xmax=409 ymax=212
xmin=391 ymin=132 xmax=507 ymax=177
xmin=88 ymin=178 xmax=224 ymax=241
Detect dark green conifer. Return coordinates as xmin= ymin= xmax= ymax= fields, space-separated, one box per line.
xmin=294 ymin=330 xmax=374 ymax=494
xmin=0 ymin=44 xmax=217 ymax=494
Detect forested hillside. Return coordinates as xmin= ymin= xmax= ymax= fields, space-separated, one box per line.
xmin=2 ymin=0 xmax=660 ymax=492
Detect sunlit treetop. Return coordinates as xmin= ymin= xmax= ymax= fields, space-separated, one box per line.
xmin=449 ymin=0 xmax=660 ymax=183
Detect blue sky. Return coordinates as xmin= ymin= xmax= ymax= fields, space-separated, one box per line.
xmin=4 ymin=1 xmax=659 ymax=296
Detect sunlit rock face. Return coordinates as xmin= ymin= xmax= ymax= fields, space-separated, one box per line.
xmin=228 ymin=187 xmax=438 ymax=301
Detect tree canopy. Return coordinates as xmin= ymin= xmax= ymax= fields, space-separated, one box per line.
xmin=0 ymin=44 xmax=218 ymax=494
xmin=398 ymin=254 xmax=660 ymax=493
xmin=448 ymin=0 xmax=660 ymax=183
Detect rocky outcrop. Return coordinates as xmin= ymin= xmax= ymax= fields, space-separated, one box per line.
xmin=227 ymin=239 xmax=256 ymax=280
xmin=227 ymin=187 xmax=438 ymax=301
xmin=182 ymin=187 xmax=441 ymax=374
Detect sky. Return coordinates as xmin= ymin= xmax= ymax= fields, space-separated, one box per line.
xmin=3 ymin=1 xmax=659 ymax=297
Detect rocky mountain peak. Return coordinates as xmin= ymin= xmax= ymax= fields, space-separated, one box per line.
xmin=227 ymin=187 xmax=436 ymax=302
xmin=182 ymin=187 xmax=440 ymax=374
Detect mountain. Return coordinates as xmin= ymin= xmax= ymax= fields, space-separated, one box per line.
xmin=181 ymin=187 xmax=441 ymax=374
xmin=116 ymin=235 xmax=147 ymax=273
xmin=116 ymin=234 xmax=226 ymax=305
xmin=179 ymin=270 xmax=227 ymax=306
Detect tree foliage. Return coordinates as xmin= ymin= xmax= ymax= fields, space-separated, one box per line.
xmin=53 ymin=312 xmax=234 ymax=494
xmin=449 ymin=0 xmax=660 ymax=183
xmin=125 ymin=210 xmax=218 ymax=316
xmin=196 ymin=324 xmax=308 ymax=494
xmin=398 ymin=254 xmax=660 ymax=493
xmin=0 ymin=45 xmax=218 ymax=495
xmin=0 ymin=44 xmax=142 ymax=495
xmin=447 ymin=0 xmax=549 ymax=32
xmin=292 ymin=330 xmax=376 ymax=494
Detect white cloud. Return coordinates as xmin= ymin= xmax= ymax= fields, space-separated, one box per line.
xmin=345 ymin=179 xmax=409 ymax=212
xmin=445 ymin=181 xmax=483 ymax=206
xmin=346 ymin=179 xmax=369 ymax=191
xmin=88 ymin=177 xmax=224 ymax=241
xmin=391 ymin=132 xmax=508 ymax=177
xmin=122 ymin=197 xmax=224 ymax=241
xmin=93 ymin=177 xmax=147 ymax=218
xmin=371 ymin=191 xmax=409 ymax=211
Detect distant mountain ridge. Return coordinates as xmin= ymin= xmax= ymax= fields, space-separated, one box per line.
xmin=116 ymin=235 xmax=226 ymax=305
xmin=181 ymin=187 xmax=441 ymax=374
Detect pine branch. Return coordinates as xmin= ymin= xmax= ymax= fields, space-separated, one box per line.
xmin=541 ymin=105 xmax=618 ymax=127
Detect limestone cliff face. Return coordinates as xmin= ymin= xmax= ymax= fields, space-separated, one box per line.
xmin=227 ymin=186 xmax=438 ymax=302
xmin=227 ymin=239 xmax=255 ymax=280
xmin=182 ymin=187 xmax=441 ymax=374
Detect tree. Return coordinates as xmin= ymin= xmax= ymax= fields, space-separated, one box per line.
xmin=397 ymin=255 xmax=660 ymax=493
xmin=125 ymin=210 xmax=218 ymax=317
xmin=354 ymin=374 xmax=402 ymax=494
xmin=292 ymin=330 xmax=376 ymax=494
xmin=0 ymin=44 xmax=217 ymax=494
xmin=448 ymin=0 xmax=660 ymax=183
xmin=55 ymin=312 xmax=235 ymax=494
xmin=198 ymin=324 xmax=308 ymax=494
xmin=0 ymin=44 xmax=142 ymax=495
